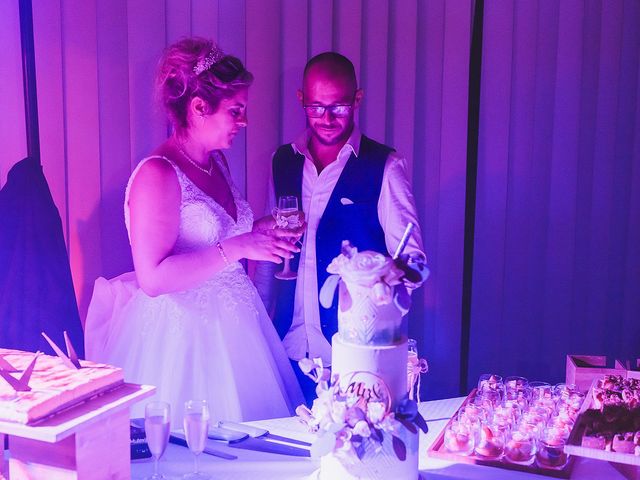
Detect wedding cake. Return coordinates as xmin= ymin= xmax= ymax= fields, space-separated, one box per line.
xmin=0 ymin=347 xmax=124 ymax=424
xmin=298 ymin=241 xmax=428 ymax=480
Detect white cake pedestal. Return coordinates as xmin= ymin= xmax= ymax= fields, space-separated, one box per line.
xmin=0 ymin=383 xmax=155 ymax=480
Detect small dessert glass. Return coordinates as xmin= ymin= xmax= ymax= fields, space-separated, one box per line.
xmin=493 ymin=404 xmax=518 ymax=428
xmin=504 ymin=430 xmax=537 ymax=465
xmin=459 ymin=403 xmax=492 ymax=432
xmin=552 ymin=383 xmax=579 ymax=403
xmin=529 ymin=382 xmax=553 ymax=402
xmin=444 ymin=420 xmax=476 ymax=456
xmin=546 ymin=416 xmax=572 ymax=437
xmin=505 ymin=389 xmax=530 ymax=411
xmin=521 ymin=409 xmax=549 ymax=432
xmin=478 ymin=374 xmax=505 ymax=396
xmin=530 ymin=404 xmax=553 ymax=422
xmin=516 ymin=420 xmax=542 ymax=440
xmin=505 ymin=376 xmax=529 ymax=394
xmin=501 ymin=399 xmax=523 ymax=423
xmin=474 ymin=421 xmax=505 ymax=459
xmin=476 ymin=389 xmax=503 ymax=409
xmin=458 ymin=404 xmax=488 ymax=441
xmin=536 ymin=427 xmax=569 ymax=469
xmin=552 ymin=404 xmax=577 ymax=428
xmin=564 ymin=391 xmax=585 ymax=413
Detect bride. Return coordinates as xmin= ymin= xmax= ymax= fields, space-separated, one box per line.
xmin=84 ymin=37 xmax=304 ymax=425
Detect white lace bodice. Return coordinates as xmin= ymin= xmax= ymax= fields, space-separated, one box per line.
xmin=86 ymin=158 xmax=303 ymax=428
xmin=122 ymin=153 xmax=259 ymax=323
xmin=124 ymin=153 xmax=253 ymax=255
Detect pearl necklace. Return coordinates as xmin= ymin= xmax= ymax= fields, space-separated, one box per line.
xmin=177 ymin=146 xmax=214 ymax=176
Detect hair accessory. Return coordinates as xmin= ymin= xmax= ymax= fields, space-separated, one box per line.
xmin=194 ymin=46 xmax=225 ymax=75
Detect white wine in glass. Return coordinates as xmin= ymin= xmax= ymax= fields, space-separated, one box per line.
xmin=273 ymin=195 xmax=301 ymax=280
xmin=183 ymin=400 xmax=211 ymax=480
xmin=144 ymin=401 xmax=171 ymax=480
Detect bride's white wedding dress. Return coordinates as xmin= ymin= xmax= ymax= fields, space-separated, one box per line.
xmin=85 ymin=155 xmax=303 ymax=426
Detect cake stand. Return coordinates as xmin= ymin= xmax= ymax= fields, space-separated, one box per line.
xmin=0 ymin=383 xmax=155 ymax=479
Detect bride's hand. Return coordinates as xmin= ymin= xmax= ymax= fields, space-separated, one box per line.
xmin=252 ymin=215 xmax=276 ymax=232
xmin=226 ymin=230 xmax=300 ymax=264
xmin=253 ymin=213 xmax=306 ymax=243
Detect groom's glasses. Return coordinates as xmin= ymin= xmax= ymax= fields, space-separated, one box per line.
xmin=303 ymin=104 xmax=353 ymax=118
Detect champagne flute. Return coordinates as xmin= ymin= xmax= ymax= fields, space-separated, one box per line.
xmin=144 ymin=401 xmax=171 ymax=480
xmin=273 ymin=195 xmax=302 ymax=280
xmin=183 ymin=400 xmax=211 ymax=480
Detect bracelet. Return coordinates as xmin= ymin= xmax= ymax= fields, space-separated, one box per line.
xmin=216 ymin=241 xmax=229 ymax=265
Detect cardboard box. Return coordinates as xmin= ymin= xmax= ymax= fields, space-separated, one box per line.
xmin=566 ymin=355 xmax=640 ymax=392
xmin=565 ymin=355 xmax=624 ymax=392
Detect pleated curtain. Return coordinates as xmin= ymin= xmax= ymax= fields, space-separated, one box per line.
xmin=1 ymin=0 xmax=638 ymax=400
xmin=469 ymin=0 xmax=640 ymax=391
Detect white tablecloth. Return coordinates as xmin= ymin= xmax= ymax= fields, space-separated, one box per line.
xmin=130 ymin=397 xmax=628 ymax=480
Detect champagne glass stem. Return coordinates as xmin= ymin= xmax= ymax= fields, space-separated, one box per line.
xmin=153 ymin=455 xmax=159 ymax=476
xmin=282 ymin=257 xmax=291 ymax=274
xmin=194 ymin=453 xmax=199 ymax=474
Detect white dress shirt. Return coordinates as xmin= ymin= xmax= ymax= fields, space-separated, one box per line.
xmin=254 ymin=127 xmax=424 ymax=365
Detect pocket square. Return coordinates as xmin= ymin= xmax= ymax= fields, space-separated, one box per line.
xmin=340 ymin=197 xmax=354 ymax=205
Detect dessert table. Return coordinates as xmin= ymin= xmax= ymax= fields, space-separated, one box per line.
xmin=130 ymin=397 xmax=628 ymax=480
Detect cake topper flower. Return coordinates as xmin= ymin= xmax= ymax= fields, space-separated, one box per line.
xmin=320 ymin=238 xmax=429 ymax=314
xmin=320 ymin=241 xmax=406 ymax=309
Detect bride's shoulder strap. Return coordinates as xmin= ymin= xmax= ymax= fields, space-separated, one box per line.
xmin=124 ymin=155 xmax=181 ymax=241
xmin=130 ymin=155 xmax=181 ymax=183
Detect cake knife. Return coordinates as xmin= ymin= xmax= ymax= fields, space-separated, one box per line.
xmin=169 ymin=432 xmax=237 ymax=460
xmin=226 ymin=436 xmax=311 ymax=457
xmin=393 ymin=222 xmax=414 ymax=259
xmin=217 ymin=421 xmax=312 ymax=447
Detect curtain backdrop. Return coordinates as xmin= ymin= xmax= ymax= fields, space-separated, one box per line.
xmin=0 ymin=1 xmax=27 ymax=179
xmin=1 ymin=0 xmax=638 ymax=401
xmin=469 ymin=0 xmax=640 ymax=390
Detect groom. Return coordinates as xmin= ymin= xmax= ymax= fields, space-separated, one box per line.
xmin=255 ymin=52 xmax=424 ymax=403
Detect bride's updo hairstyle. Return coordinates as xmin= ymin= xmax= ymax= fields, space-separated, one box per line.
xmin=156 ymin=37 xmax=253 ymax=130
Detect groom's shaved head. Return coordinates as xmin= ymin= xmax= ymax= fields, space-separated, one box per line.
xmin=299 ymin=52 xmax=362 ymax=147
xmin=303 ymin=52 xmax=358 ymax=92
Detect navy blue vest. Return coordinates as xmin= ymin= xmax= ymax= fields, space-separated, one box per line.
xmin=272 ymin=135 xmax=391 ymax=341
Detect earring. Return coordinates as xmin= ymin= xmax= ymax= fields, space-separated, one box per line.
xmin=199 ymin=114 xmax=205 ymax=127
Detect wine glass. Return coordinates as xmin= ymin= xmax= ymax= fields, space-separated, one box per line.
xmin=144 ymin=401 xmax=171 ymax=480
xmin=183 ymin=400 xmax=211 ymax=480
xmin=273 ymin=195 xmax=302 ymax=280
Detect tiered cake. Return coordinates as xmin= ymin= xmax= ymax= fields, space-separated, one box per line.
xmin=299 ymin=243 xmax=428 ymax=480
xmin=0 ymin=347 xmax=124 ymax=424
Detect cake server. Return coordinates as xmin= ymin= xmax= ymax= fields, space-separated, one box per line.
xmin=217 ymin=421 xmax=312 ymax=447
xmin=226 ymin=436 xmax=311 ymax=457
xmin=169 ymin=432 xmax=237 ymax=460
xmin=393 ymin=222 xmax=414 ymax=259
